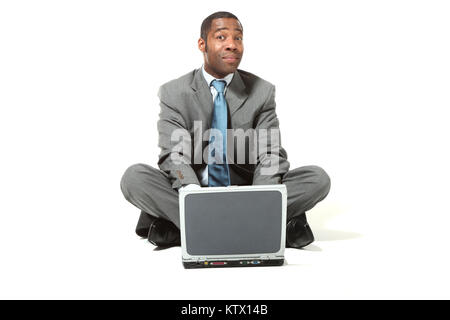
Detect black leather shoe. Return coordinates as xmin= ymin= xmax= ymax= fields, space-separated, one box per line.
xmin=135 ymin=211 xmax=157 ymax=238
xmin=147 ymin=218 xmax=181 ymax=247
xmin=286 ymin=213 xmax=314 ymax=249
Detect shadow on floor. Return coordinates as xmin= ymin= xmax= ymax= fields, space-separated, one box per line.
xmin=313 ymin=228 xmax=363 ymax=241
xmin=153 ymin=245 xmax=180 ymax=251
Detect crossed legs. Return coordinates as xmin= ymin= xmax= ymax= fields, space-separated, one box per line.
xmin=120 ymin=163 xmax=330 ymax=235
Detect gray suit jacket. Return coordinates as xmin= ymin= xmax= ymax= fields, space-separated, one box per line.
xmin=157 ymin=68 xmax=290 ymax=189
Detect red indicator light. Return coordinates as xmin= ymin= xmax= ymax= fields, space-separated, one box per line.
xmin=211 ymin=262 xmax=226 ymax=265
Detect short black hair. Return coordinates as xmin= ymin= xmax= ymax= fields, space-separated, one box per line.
xmin=200 ymin=11 xmax=242 ymax=47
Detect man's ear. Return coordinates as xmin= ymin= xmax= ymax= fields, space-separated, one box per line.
xmin=198 ymin=37 xmax=206 ymax=53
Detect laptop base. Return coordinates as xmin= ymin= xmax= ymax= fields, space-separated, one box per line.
xmin=183 ymin=259 xmax=284 ymax=269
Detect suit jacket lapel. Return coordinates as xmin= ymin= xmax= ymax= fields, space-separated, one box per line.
xmin=226 ymin=70 xmax=249 ymax=116
xmin=190 ymin=68 xmax=214 ymax=122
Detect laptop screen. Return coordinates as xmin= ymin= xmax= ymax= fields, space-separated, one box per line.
xmin=184 ymin=190 xmax=283 ymax=255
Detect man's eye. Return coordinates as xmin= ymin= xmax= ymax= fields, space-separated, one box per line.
xmin=217 ymin=35 xmax=225 ymax=40
xmin=236 ymin=36 xmax=243 ymax=40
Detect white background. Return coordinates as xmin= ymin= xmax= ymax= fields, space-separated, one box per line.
xmin=1 ymin=0 xmax=449 ymax=299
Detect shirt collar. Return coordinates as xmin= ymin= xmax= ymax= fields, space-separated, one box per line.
xmin=202 ymin=65 xmax=234 ymax=89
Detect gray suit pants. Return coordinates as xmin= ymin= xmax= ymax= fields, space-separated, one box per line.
xmin=120 ymin=164 xmax=331 ymax=229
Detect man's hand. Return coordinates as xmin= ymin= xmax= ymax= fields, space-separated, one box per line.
xmin=181 ymin=184 xmax=202 ymax=190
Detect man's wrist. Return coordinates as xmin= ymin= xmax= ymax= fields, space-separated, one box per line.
xmin=182 ymin=184 xmax=202 ymax=190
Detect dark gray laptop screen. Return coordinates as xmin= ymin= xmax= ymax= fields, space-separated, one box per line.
xmin=184 ymin=190 xmax=282 ymax=255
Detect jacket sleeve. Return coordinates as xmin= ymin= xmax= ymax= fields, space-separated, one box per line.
xmin=252 ymin=85 xmax=290 ymax=185
xmin=157 ymin=86 xmax=201 ymax=189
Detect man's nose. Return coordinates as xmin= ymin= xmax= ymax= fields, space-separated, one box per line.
xmin=225 ymin=39 xmax=238 ymax=51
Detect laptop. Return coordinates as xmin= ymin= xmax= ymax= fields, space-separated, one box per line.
xmin=179 ymin=184 xmax=287 ymax=268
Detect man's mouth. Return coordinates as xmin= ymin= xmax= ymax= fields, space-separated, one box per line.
xmin=222 ymin=56 xmax=240 ymax=63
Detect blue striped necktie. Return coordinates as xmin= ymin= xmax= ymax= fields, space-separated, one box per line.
xmin=208 ymin=80 xmax=231 ymax=187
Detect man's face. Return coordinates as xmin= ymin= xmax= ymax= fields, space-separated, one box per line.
xmin=198 ymin=18 xmax=244 ymax=79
